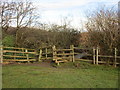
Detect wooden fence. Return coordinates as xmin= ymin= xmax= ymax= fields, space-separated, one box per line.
xmin=0 ymin=45 xmax=120 ymax=67
xmin=0 ymin=46 xmax=37 ymax=63
xmin=39 ymin=45 xmax=120 ymax=66
xmin=73 ymin=47 xmax=120 ymax=67
xmin=38 ymin=46 xmax=53 ymax=62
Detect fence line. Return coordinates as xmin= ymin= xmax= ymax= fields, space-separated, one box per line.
xmin=37 ymin=45 xmax=120 ymax=66
xmin=1 ymin=46 xmax=37 ymax=63
xmin=1 ymin=45 xmax=120 ymax=67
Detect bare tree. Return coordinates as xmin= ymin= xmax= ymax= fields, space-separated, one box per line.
xmin=14 ymin=1 xmax=38 ymax=29
xmin=85 ymin=7 xmax=119 ymax=54
xmin=0 ymin=1 xmax=15 ymax=31
xmin=0 ymin=0 xmax=38 ymax=30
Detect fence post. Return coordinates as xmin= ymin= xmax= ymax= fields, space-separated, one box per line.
xmin=96 ymin=47 xmax=99 ymax=65
xmin=114 ymin=48 xmax=117 ymax=67
xmin=0 ymin=45 xmax=3 ymax=63
xmin=25 ymin=49 xmax=29 ymax=63
xmin=38 ymin=48 xmax=42 ymax=62
xmin=45 ymin=48 xmax=47 ymax=59
xmin=70 ymin=45 xmax=72 ymax=61
xmin=70 ymin=45 xmax=75 ymax=62
xmin=52 ymin=45 xmax=58 ymax=64
xmin=93 ymin=47 xmax=95 ymax=64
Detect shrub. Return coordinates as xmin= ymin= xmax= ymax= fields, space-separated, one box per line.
xmin=2 ymin=35 xmax=15 ymax=47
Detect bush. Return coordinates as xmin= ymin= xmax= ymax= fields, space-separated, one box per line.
xmin=16 ymin=26 xmax=80 ymax=49
xmin=2 ymin=35 xmax=15 ymax=47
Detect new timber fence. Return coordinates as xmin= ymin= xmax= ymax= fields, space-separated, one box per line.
xmin=0 ymin=45 xmax=120 ymax=67
xmin=0 ymin=46 xmax=37 ymax=63
xmin=38 ymin=45 xmax=120 ymax=66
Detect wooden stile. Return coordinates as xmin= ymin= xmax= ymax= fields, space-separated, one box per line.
xmin=52 ymin=45 xmax=57 ymax=62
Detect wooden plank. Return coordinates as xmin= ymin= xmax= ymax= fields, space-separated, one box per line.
xmin=54 ymin=53 xmax=74 ymax=56
xmin=3 ymin=55 xmax=34 ymax=58
xmin=97 ymin=61 xmax=119 ymax=64
xmin=3 ymin=46 xmax=24 ymax=50
xmin=98 ymin=61 xmax=120 ymax=64
xmin=55 ymin=49 xmax=72 ymax=51
xmin=116 ymin=62 xmax=120 ymax=64
xmin=41 ymin=57 xmax=53 ymax=60
xmin=98 ymin=55 xmax=120 ymax=58
xmin=53 ymin=57 xmax=71 ymax=60
xmin=3 ymin=50 xmax=36 ymax=54
xmin=3 ymin=46 xmax=35 ymax=51
xmin=3 ymin=59 xmax=36 ymax=61
xmin=117 ymin=56 xmax=120 ymax=58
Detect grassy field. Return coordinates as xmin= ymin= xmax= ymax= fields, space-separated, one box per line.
xmin=2 ymin=62 xmax=119 ymax=88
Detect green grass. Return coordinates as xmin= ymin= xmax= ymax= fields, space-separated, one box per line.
xmin=2 ymin=62 xmax=119 ymax=88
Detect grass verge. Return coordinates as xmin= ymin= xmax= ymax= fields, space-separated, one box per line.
xmin=2 ymin=61 xmax=119 ymax=88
